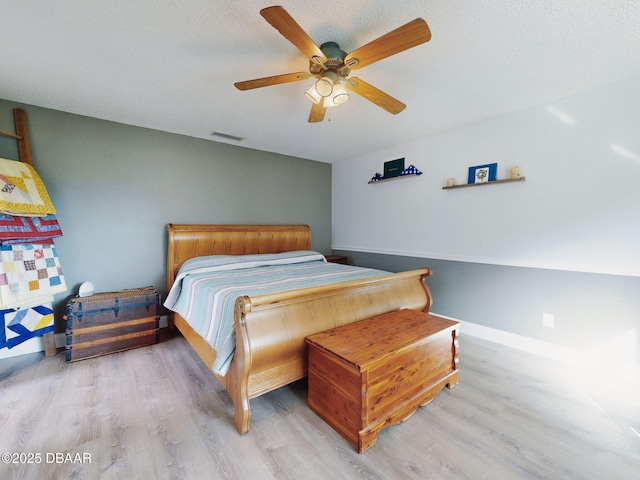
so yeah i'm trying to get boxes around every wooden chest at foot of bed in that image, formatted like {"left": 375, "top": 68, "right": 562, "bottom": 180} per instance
{"left": 306, "top": 309, "right": 459, "bottom": 453}
{"left": 65, "top": 287, "right": 160, "bottom": 362}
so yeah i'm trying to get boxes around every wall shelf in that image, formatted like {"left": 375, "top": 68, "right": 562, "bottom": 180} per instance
{"left": 442, "top": 176, "right": 525, "bottom": 190}
{"left": 368, "top": 173, "right": 422, "bottom": 184}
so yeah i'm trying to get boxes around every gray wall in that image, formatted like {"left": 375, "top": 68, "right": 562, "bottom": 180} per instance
{"left": 0, "top": 99, "right": 332, "bottom": 329}
{"left": 334, "top": 250, "right": 640, "bottom": 365}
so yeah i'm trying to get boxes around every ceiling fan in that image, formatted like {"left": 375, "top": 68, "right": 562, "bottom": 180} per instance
{"left": 234, "top": 6, "right": 431, "bottom": 123}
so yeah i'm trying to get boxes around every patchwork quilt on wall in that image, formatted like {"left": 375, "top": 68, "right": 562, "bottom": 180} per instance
{"left": 0, "top": 157, "right": 56, "bottom": 216}
{"left": 0, "top": 156, "right": 67, "bottom": 351}
{"left": 0, "top": 303, "right": 54, "bottom": 349}
{"left": 0, "top": 213, "right": 63, "bottom": 245}
{"left": 0, "top": 243, "right": 67, "bottom": 310}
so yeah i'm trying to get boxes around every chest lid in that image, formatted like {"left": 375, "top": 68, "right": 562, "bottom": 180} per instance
{"left": 306, "top": 309, "right": 458, "bottom": 371}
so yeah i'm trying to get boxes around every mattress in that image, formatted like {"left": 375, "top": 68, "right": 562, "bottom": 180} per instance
{"left": 164, "top": 250, "right": 388, "bottom": 375}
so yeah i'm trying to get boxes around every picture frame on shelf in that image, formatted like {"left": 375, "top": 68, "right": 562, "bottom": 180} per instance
{"left": 383, "top": 158, "right": 405, "bottom": 178}
{"left": 468, "top": 163, "right": 497, "bottom": 184}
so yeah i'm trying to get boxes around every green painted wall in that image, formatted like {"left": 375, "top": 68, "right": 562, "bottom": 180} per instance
{"left": 0, "top": 99, "right": 332, "bottom": 327}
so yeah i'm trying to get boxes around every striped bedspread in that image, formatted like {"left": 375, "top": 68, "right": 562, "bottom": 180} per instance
{"left": 164, "top": 251, "right": 388, "bottom": 375}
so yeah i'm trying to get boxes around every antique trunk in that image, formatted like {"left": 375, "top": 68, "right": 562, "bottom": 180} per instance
{"left": 306, "top": 309, "right": 459, "bottom": 453}
{"left": 66, "top": 287, "right": 160, "bottom": 362}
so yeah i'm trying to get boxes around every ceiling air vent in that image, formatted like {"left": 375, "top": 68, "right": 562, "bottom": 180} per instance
{"left": 210, "top": 131, "right": 244, "bottom": 142}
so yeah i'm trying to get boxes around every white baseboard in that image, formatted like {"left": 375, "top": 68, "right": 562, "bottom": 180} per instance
{"left": 432, "top": 311, "right": 640, "bottom": 387}
{"left": 456, "top": 317, "right": 580, "bottom": 362}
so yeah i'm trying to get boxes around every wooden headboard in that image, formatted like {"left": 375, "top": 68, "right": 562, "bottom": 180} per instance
{"left": 166, "top": 224, "right": 311, "bottom": 289}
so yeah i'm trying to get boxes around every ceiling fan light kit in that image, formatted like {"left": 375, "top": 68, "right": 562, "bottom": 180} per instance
{"left": 234, "top": 6, "right": 431, "bottom": 123}
{"left": 315, "top": 72, "right": 338, "bottom": 97}
{"left": 305, "top": 85, "right": 322, "bottom": 104}
{"left": 308, "top": 74, "right": 350, "bottom": 107}
{"left": 329, "top": 83, "right": 349, "bottom": 105}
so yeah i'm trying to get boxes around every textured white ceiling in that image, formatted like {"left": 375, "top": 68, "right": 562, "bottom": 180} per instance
{"left": 2, "top": 1, "right": 640, "bottom": 163}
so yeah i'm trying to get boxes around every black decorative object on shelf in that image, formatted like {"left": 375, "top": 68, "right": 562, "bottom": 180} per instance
{"left": 384, "top": 158, "right": 405, "bottom": 178}
{"left": 401, "top": 165, "right": 422, "bottom": 176}
{"left": 368, "top": 164, "right": 422, "bottom": 184}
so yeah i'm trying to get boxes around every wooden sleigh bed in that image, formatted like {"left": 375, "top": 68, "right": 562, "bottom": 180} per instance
{"left": 166, "top": 224, "right": 434, "bottom": 434}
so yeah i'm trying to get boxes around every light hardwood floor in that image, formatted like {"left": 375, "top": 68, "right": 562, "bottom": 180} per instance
{"left": 1, "top": 331, "right": 638, "bottom": 480}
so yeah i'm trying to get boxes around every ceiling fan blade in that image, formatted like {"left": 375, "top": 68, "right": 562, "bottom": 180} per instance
{"left": 260, "top": 6, "right": 327, "bottom": 63}
{"left": 234, "top": 72, "right": 311, "bottom": 91}
{"left": 345, "top": 77, "right": 406, "bottom": 114}
{"left": 308, "top": 98, "right": 326, "bottom": 123}
{"left": 344, "top": 18, "right": 431, "bottom": 70}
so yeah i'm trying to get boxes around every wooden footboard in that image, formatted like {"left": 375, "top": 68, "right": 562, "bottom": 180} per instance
{"left": 166, "top": 224, "right": 434, "bottom": 434}
{"left": 229, "top": 268, "right": 432, "bottom": 434}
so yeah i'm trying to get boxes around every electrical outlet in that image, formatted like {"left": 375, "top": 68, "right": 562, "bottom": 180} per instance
{"left": 542, "top": 312, "right": 555, "bottom": 328}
